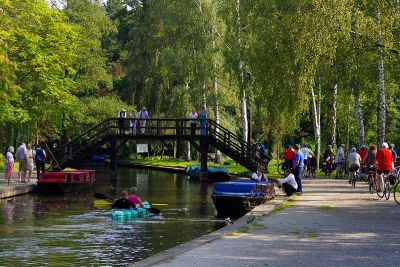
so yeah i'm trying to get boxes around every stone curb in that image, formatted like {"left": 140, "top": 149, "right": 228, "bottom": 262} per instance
{"left": 131, "top": 194, "right": 287, "bottom": 267}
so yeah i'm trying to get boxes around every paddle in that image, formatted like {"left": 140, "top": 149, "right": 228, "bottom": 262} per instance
{"left": 93, "top": 193, "right": 161, "bottom": 215}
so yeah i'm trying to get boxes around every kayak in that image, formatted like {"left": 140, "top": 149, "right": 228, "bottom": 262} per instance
{"left": 111, "top": 202, "right": 151, "bottom": 220}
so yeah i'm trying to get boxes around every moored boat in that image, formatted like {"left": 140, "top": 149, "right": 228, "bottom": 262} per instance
{"left": 211, "top": 180, "right": 275, "bottom": 217}
{"left": 185, "top": 164, "right": 230, "bottom": 182}
{"left": 36, "top": 170, "right": 95, "bottom": 193}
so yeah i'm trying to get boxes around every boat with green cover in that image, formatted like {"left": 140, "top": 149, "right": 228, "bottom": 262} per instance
{"left": 185, "top": 164, "right": 230, "bottom": 182}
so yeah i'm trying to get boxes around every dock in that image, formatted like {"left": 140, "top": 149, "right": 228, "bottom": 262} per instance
{"left": 0, "top": 174, "right": 37, "bottom": 199}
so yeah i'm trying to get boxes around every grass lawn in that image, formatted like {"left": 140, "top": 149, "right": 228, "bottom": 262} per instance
{"left": 125, "top": 156, "right": 285, "bottom": 179}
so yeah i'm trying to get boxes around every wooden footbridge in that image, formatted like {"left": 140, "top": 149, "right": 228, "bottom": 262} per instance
{"left": 52, "top": 118, "right": 262, "bottom": 180}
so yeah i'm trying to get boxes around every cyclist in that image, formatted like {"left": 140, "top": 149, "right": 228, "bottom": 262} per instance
{"left": 335, "top": 144, "right": 345, "bottom": 179}
{"left": 358, "top": 145, "right": 367, "bottom": 177}
{"left": 300, "top": 144, "right": 314, "bottom": 177}
{"left": 364, "top": 144, "right": 377, "bottom": 171}
{"left": 375, "top": 142, "right": 392, "bottom": 191}
{"left": 390, "top": 144, "right": 397, "bottom": 168}
{"left": 348, "top": 147, "right": 362, "bottom": 184}
{"left": 323, "top": 144, "right": 334, "bottom": 174}
{"left": 283, "top": 145, "right": 295, "bottom": 170}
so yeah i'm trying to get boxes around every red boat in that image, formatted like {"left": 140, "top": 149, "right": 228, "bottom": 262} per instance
{"left": 37, "top": 170, "right": 96, "bottom": 193}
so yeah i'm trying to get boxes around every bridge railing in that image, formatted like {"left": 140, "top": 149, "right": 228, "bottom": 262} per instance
{"left": 53, "top": 118, "right": 261, "bottom": 168}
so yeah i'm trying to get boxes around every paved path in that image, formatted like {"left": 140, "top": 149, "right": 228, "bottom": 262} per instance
{"left": 135, "top": 177, "right": 400, "bottom": 267}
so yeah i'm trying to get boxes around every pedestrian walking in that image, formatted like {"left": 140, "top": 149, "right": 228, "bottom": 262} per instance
{"left": 5, "top": 146, "right": 14, "bottom": 185}
{"left": 139, "top": 106, "right": 149, "bottom": 134}
{"left": 291, "top": 144, "right": 304, "bottom": 194}
{"left": 189, "top": 108, "right": 198, "bottom": 135}
{"left": 130, "top": 110, "right": 137, "bottom": 135}
{"left": 35, "top": 144, "right": 46, "bottom": 179}
{"left": 16, "top": 143, "right": 27, "bottom": 183}
{"left": 198, "top": 104, "right": 207, "bottom": 135}
{"left": 118, "top": 108, "right": 127, "bottom": 134}
{"left": 25, "top": 143, "right": 35, "bottom": 182}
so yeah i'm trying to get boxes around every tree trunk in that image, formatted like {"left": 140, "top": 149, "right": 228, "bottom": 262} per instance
{"left": 377, "top": 28, "right": 386, "bottom": 146}
{"left": 212, "top": 30, "right": 221, "bottom": 164}
{"left": 311, "top": 84, "right": 321, "bottom": 170}
{"left": 235, "top": 0, "right": 248, "bottom": 142}
{"left": 331, "top": 83, "right": 338, "bottom": 149}
{"left": 353, "top": 80, "right": 365, "bottom": 147}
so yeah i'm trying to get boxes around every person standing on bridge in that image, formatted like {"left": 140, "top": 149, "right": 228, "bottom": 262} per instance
{"left": 139, "top": 106, "right": 149, "bottom": 134}
{"left": 118, "top": 108, "right": 127, "bottom": 134}
{"left": 130, "top": 109, "right": 137, "bottom": 135}
{"left": 198, "top": 103, "right": 207, "bottom": 135}
{"left": 189, "top": 108, "right": 198, "bottom": 135}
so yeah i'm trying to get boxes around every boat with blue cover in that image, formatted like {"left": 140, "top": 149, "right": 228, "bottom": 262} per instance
{"left": 111, "top": 202, "right": 151, "bottom": 220}
{"left": 185, "top": 164, "right": 230, "bottom": 182}
{"left": 211, "top": 180, "right": 275, "bottom": 217}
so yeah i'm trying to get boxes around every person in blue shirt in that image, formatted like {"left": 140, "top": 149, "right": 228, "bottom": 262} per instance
{"left": 291, "top": 144, "right": 304, "bottom": 194}
{"left": 391, "top": 144, "right": 397, "bottom": 167}
{"left": 35, "top": 144, "right": 46, "bottom": 179}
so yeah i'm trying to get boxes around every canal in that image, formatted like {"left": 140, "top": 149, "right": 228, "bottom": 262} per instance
{"left": 0, "top": 166, "right": 225, "bottom": 266}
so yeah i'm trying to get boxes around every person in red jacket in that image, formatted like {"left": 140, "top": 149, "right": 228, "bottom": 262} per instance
{"left": 283, "top": 145, "right": 295, "bottom": 169}
{"left": 375, "top": 142, "right": 392, "bottom": 191}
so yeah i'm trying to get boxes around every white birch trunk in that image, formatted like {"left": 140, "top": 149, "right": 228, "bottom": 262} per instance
{"left": 235, "top": 0, "right": 248, "bottom": 142}
{"left": 311, "top": 85, "right": 321, "bottom": 170}
{"left": 353, "top": 81, "right": 365, "bottom": 147}
{"left": 331, "top": 83, "right": 338, "bottom": 149}
{"left": 212, "top": 31, "right": 221, "bottom": 163}
{"left": 377, "top": 31, "right": 386, "bottom": 146}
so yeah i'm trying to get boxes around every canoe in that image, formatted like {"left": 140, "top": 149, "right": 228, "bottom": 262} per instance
{"left": 111, "top": 202, "right": 151, "bottom": 220}
{"left": 36, "top": 170, "right": 95, "bottom": 193}
{"left": 185, "top": 164, "right": 230, "bottom": 182}
{"left": 211, "top": 180, "right": 275, "bottom": 217}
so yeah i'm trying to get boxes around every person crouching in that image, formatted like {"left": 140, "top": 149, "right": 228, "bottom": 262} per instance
{"left": 277, "top": 169, "right": 298, "bottom": 197}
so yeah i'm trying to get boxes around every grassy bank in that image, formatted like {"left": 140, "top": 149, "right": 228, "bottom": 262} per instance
{"left": 124, "top": 157, "right": 285, "bottom": 178}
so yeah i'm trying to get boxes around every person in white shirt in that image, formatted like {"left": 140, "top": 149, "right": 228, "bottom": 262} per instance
{"left": 300, "top": 144, "right": 314, "bottom": 176}
{"left": 5, "top": 146, "right": 15, "bottom": 185}
{"left": 189, "top": 108, "right": 198, "bottom": 135}
{"left": 16, "top": 143, "right": 27, "bottom": 182}
{"left": 251, "top": 165, "right": 268, "bottom": 181}
{"left": 138, "top": 107, "right": 149, "bottom": 134}
{"left": 24, "top": 143, "right": 35, "bottom": 182}
{"left": 129, "top": 110, "right": 137, "bottom": 135}
{"left": 278, "top": 169, "right": 298, "bottom": 196}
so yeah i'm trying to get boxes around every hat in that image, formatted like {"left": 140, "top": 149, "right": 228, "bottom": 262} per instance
{"left": 391, "top": 144, "right": 395, "bottom": 148}
{"left": 142, "top": 106, "right": 146, "bottom": 110}
{"left": 350, "top": 147, "right": 356, "bottom": 153}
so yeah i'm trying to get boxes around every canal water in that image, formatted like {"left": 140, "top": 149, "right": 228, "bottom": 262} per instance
{"left": 0, "top": 166, "right": 225, "bottom": 266}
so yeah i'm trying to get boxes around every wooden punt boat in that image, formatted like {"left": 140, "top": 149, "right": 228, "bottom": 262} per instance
{"left": 36, "top": 170, "right": 95, "bottom": 193}
{"left": 211, "top": 180, "right": 275, "bottom": 217}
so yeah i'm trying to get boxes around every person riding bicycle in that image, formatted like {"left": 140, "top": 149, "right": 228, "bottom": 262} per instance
{"left": 300, "top": 144, "right": 314, "bottom": 177}
{"left": 335, "top": 144, "right": 345, "bottom": 179}
{"left": 364, "top": 144, "right": 377, "bottom": 169}
{"left": 283, "top": 145, "right": 295, "bottom": 170}
{"left": 323, "top": 145, "right": 334, "bottom": 173}
{"left": 375, "top": 142, "right": 393, "bottom": 191}
{"left": 358, "top": 145, "right": 367, "bottom": 176}
{"left": 348, "top": 147, "right": 362, "bottom": 184}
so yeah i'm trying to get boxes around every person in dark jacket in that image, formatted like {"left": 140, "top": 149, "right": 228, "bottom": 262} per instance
{"left": 112, "top": 190, "right": 136, "bottom": 209}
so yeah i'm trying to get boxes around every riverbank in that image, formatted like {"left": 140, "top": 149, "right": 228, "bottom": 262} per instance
{"left": 132, "top": 177, "right": 400, "bottom": 267}
{"left": 0, "top": 174, "right": 37, "bottom": 199}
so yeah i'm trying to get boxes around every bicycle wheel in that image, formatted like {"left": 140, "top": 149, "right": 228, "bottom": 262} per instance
{"left": 376, "top": 176, "right": 385, "bottom": 198}
{"left": 368, "top": 174, "right": 374, "bottom": 194}
{"left": 351, "top": 173, "right": 356, "bottom": 187}
{"left": 277, "top": 162, "right": 284, "bottom": 175}
{"left": 385, "top": 180, "right": 391, "bottom": 200}
{"left": 394, "top": 181, "right": 400, "bottom": 204}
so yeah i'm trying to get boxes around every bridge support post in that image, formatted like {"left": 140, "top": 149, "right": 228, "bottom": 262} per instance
{"left": 111, "top": 139, "right": 118, "bottom": 178}
{"left": 200, "top": 140, "right": 208, "bottom": 181}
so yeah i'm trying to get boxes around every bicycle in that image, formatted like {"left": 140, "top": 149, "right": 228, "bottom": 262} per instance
{"left": 392, "top": 167, "right": 400, "bottom": 204}
{"left": 349, "top": 168, "right": 359, "bottom": 188}
{"left": 367, "top": 166, "right": 376, "bottom": 194}
{"left": 335, "top": 162, "right": 344, "bottom": 179}
{"left": 376, "top": 173, "right": 391, "bottom": 200}
{"left": 277, "top": 160, "right": 290, "bottom": 175}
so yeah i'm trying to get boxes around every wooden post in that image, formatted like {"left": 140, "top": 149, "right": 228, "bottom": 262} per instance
{"left": 111, "top": 138, "right": 117, "bottom": 178}
{"left": 200, "top": 140, "right": 208, "bottom": 181}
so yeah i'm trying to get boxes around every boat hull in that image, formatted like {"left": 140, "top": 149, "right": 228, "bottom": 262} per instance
{"left": 37, "top": 170, "right": 95, "bottom": 193}
{"left": 211, "top": 181, "right": 275, "bottom": 217}
{"left": 185, "top": 164, "right": 230, "bottom": 182}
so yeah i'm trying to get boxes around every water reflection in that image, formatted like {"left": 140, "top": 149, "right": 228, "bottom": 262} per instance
{"left": 0, "top": 167, "right": 224, "bottom": 266}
